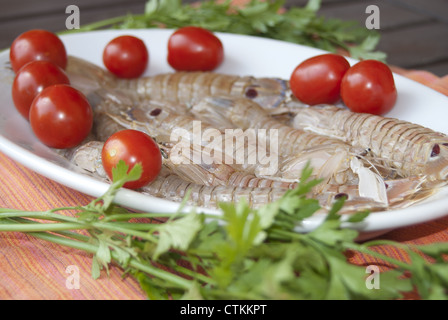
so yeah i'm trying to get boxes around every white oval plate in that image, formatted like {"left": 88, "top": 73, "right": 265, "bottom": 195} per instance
{"left": 1, "top": 29, "right": 448, "bottom": 237}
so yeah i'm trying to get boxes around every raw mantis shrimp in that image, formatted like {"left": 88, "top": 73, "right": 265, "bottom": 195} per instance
{"left": 291, "top": 104, "right": 448, "bottom": 186}
{"left": 189, "top": 96, "right": 352, "bottom": 156}
{"left": 93, "top": 96, "right": 428, "bottom": 209}
{"left": 96, "top": 98, "right": 280, "bottom": 177}
{"left": 188, "top": 96, "right": 393, "bottom": 200}
{"left": 99, "top": 96, "right": 387, "bottom": 204}
{"left": 65, "top": 140, "right": 295, "bottom": 210}
{"left": 72, "top": 151, "right": 291, "bottom": 210}
{"left": 63, "top": 55, "right": 445, "bottom": 212}
{"left": 91, "top": 105, "right": 298, "bottom": 189}
{"left": 67, "top": 140, "right": 424, "bottom": 213}
{"left": 66, "top": 55, "right": 305, "bottom": 111}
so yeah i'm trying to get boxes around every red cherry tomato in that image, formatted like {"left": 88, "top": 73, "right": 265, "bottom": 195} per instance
{"left": 29, "top": 84, "right": 93, "bottom": 149}
{"left": 101, "top": 130, "right": 162, "bottom": 189}
{"left": 289, "top": 53, "right": 350, "bottom": 105}
{"left": 341, "top": 60, "right": 397, "bottom": 115}
{"left": 103, "top": 35, "right": 149, "bottom": 78}
{"left": 12, "top": 61, "right": 70, "bottom": 120}
{"left": 167, "top": 26, "right": 224, "bottom": 71}
{"left": 9, "top": 29, "right": 67, "bottom": 73}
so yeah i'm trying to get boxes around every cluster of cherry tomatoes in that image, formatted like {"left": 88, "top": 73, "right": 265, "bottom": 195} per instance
{"left": 10, "top": 29, "right": 93, "bottom": 150}
{"left": 9, "top": 26, "right": 396, "bottom": 190}
{"left": 102, "top": 26, "right": 224, "bottom": 79}
{"left": 289, "top": 53, "right": 397, "bottom": 115}
{"left": 9, "top": 26, "right": 224, "bottom": 189}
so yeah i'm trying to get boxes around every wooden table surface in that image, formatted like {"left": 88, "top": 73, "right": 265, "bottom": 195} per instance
{"left": 2, "top": 0, "right": 448, "bottom": 76}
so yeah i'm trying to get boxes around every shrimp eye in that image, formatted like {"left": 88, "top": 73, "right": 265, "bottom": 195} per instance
{"left": 150, "top": 108, "right": 162, "bottom": 117}
{"left": 245, "top": 87, "right": 258, "bottom": 99}
{"left": 160, "top": 148, "right": 168, "bottom": 159}
{"left": 431, "top": 144, "right": 440, "bottom": 157}
{"left": 334, "top": 193, "right": 348, "bottom": 200}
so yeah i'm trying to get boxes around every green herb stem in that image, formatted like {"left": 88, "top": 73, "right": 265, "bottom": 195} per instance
{"left": 0, "top": 209, "right": 79, "bottom": 222}
{"left": 90, "top": 222, "right": 158, "bottom": 242}
{"left": 105, "top": 221, "right": 161, "bottom": 231}
{"left": 101, "top": 212, "right": 174, "bottom": 222}
{"left": 343, "top": 242, "right": 419, "bottom": 270}
{"left": 0, "top": 222, "right": 87, "bottom": 232}
{"left": 128, "top": 259, "right": 192, "bottom": 289}
{"left": 173, "top": 264, "right": 216, "bottom": 286}
{"left": 268, "top": 227, "right": 307, "bottom": 241}
{"left": 1, "top": 135, "right": 445, "bottom": 299}
{"left": 0, "top": 212, "right": 159, "bottom": 242}
{"left": 14, "top": 221, "right": 193, "bottom": 290}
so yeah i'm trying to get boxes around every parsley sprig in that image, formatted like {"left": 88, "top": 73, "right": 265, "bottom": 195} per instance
{"left": 67, "top": 0, "right": 386, "bottom": 61}
{"left": 0, "top": 161, "right": 447, "bottom": 300}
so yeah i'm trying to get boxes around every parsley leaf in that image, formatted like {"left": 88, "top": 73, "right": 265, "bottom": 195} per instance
{"left": 2, "top": 162, "right": 448, "bottom": 300}
{"left": 152, "top": 211, "right": 202, "bottom": 260}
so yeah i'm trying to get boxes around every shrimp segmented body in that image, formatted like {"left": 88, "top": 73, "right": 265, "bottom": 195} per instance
{"left": 65, "top": 141, "right": 287, "bottom": 209}
{"left": 143, "top": 172, "right": 288, "bottom": 210}
{"left": 67, "top": 140, "right": 425, "bottom": 212}
{"left": 98, "top": 98, "right": 284, "bottom": 177}
{"left": 190, "top": 96, "right": 354, "bottom": 156}
{"left": 66, "top": 55, "right": 305, "bottom": 111}
{"left": 100, "top": 96, "right": 397, "bottom": 205}
{"left": 189, "top": 96, "right": 385, "bottom": 187}
{"left": 92, "top": 107, "right": 299, "bottom": 189}
{"left": 62, "top": 55, "right": 447, "bottom": 213}
{"left": 292, "top": 105, "right": 448, "bottom": 184}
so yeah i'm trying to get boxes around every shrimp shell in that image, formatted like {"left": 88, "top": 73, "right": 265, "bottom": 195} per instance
{"left": 141, "top": 173, "right": 287, "bottom": 209}
{"left": 64, "top": 56, "right": 445, "bottom": 212}
{"left": 99, "top": 98, "right": 281, "bottom": 176}
{"left": 314, "top": 175, "right": 426, "bottom": 212}
{"left": 190, "top": 96, "right": 382, "bottom": 185}
{"left": 67, "top": 140, "right": 418, "bottom": 212}
{"left": 66, "top": 55, "right": 305, "bottom": 110}
{"left": 292, "top": 105, "right": 448, "bottom": 183}
{"left": 159, "top": 141, "right": 299, "bottom": 189}
{"left": 190, "top": 96, "right": 356, "bottom": 157}
{"left": 91, "top": 111, "right": 299, "bottom": 190}
{"left": 91, "top": 99, "right": 423, "bottom": 208}
{"left": 65, "top": 140, "right": 290, "bottom": 209}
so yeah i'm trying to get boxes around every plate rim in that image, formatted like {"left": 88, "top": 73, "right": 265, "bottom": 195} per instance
{"left": 1, "top": 28, "right": 448, "bottom": 234}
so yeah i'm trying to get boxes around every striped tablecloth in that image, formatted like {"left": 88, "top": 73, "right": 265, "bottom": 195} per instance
{"left": 0, "top": 69, "right": 447, "bottom": 300}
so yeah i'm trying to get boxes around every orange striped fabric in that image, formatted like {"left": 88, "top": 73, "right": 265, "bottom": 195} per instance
{"left": 0, "top": 153, "right": 147, "bottom": 300}
{"left": 1, "top": 72, "right": 448, "bottom": 300}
